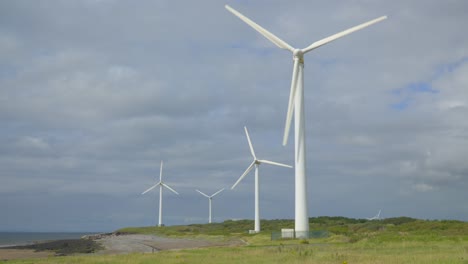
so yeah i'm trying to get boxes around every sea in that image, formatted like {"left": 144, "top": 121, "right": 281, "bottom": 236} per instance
{"left": 0, "top": 232, "right": 97, "bottom": 247}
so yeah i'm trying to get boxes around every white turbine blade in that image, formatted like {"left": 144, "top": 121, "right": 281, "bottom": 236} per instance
{"left": 225, "top": 5, "right": 294, "bottom": 52}
{"left": 244, "top": 126, "right": 256, "bottom": 159}
{"left": 141, "top": 183, "right": 159, "bottom": 195}
{"left": 162, "top": 183, "right": 179, "bottom": 195}
{"left": 196, "top": 189, "right": 210, "bottom": 198}
{"left": 231, "top": 161, "right": 256, "bottom": 189}
{"left": 302, "top": 16, "right": 387, "bottom": 54}
{"left": 282, "top": 59, "right": 300, "bottom": 146}
{"left": 258, "top": 159, "right": 293, "bottom": 168}
{"left": 159, "top": 160, "right": 163, "bottom": 182}
{"left": 211, "top": 188, "right": 225, "bottom": 198}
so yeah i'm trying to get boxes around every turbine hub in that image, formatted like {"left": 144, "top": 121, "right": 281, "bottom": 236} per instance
{"left": 293, "top": 49, "right": 304, "bottom": 58}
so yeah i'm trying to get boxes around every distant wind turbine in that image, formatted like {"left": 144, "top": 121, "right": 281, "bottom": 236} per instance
{"left": 196, "top": 188, "right": 225, "bottom": 224}
{"left": 231, "top": 126, "right": 292, "bottom": 233}
{"left": 142, "top": 160, "right": 179, "bottom": 227}
{"left": 225, "top": 5, "right": 387, "bottom": 237}
{"left": 367, "top": 209, "right": 382, "bottom": 220}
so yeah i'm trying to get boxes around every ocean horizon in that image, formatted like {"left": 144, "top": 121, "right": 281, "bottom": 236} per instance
{"left": 0, "top": 232, "right": 99, "bottom": 247}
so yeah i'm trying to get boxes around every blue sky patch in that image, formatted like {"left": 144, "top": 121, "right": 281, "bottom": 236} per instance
{"left": 390, "top": 82, "right": 437, "bottom": 110}
{"left": 407, "top": 82, "right": 438, "bottom": 93}
{"left": 434, "top": 56, "right": 468, "bottom": 77}
{"left": 391, "top": 97, "right": 412, "bottom": 110}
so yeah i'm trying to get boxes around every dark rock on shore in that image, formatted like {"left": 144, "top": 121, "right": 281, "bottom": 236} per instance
{"left": 5, "top": 239, "right": 103, "bottom": 256}
{"left": 81, "top": 232, "right": 115, "bottom": 240}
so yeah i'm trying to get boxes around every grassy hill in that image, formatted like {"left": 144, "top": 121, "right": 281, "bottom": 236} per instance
{"left": 117, "top": 216, "right": 468, "bottom": 243}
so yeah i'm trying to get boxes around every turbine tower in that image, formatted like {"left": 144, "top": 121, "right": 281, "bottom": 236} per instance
{"left": 225, "top": 5, "right": 387, "bottom": 237}
{"left": 142, "top": 160, "right": 179, "bottom": 227}
{"left": 196, "top": 188, "right": 225, "bottom": 224}
{"left": 231, "top": 126, "right": 292, "bottom": 233}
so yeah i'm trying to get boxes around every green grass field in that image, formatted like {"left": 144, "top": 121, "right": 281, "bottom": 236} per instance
{"left": 7, "top": 217, "right": 468, "bottom": 263}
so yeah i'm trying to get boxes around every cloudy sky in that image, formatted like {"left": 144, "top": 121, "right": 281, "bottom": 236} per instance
{"left": 1, "top": 0, "right": 467, "bottom": 232}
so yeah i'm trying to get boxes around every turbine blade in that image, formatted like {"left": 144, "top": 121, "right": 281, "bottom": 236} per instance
{"left": 225, "top": 5, "right": 294, "bottom": 52}
{"left": 211, "top": 188, "right": 225, "bottom": 198}
{"left": 244, "top": 126, "right": 256, "bottom": 159}
{"left": 258, "top": 159, "right": 293, "bottom": 168}
{"left": 231, "top": 161, "right": 256, "bottom": 189}
{"left": 283, "top": 59, "right": 300, "bottom": 146}
{"left": 162, "top": 183, "right": 179, "bottom": 195}
{"left": 142, "top": 183, "right": 159, "bottom": 195}
{"left": 196, "top": 189, "right": 210, "bottom": 198}
{"left": 159, "top": 160, "right": 163, "bottom": 182}
{"left": 302, "top": 16, "right": 387, "bottom": 54}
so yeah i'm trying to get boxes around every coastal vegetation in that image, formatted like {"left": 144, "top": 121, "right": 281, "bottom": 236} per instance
{"left": 117, "top": 216, "right": 468, "bottom": 241}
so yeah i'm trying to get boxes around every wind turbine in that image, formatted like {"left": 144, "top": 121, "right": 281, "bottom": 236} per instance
{"left": 367, "top": 209, "right": 382, "bottom": 220}
{"left": 231, "top": 126, "right": 292, "bottom": 233}
{"left": 225, "top": 5, "right": 387, "bottom": 237}
{"left": 196, "top": 188, "right": 225, "bottom": 224}
{"left": 142, "top": 160, "right": 179, "bottom": 227}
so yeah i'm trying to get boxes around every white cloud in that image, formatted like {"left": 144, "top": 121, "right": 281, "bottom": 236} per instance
{"left": 16, "top": 136, "right": 50, "bottom": 150}
{"left": 412, "top": 183, "right": 435, "bottom": 192}
{"left": 340, "top": 135, "right": 376, "bottom": 146}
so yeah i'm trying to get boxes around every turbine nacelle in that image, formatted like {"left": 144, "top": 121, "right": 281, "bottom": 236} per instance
{"left": 196, "top": 188, "right": 225, "bottom": 199}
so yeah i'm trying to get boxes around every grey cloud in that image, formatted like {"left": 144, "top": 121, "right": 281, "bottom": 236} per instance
{"left": 1, "top": 0, "right": 467, "bottom": 231}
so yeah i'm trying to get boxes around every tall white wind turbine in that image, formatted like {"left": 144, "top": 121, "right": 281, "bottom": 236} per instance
{"left": 142, "top": 160, "right": 179, "bottom": 227}
{"left": 196, "top": 188, "right": 225, "bottom": 224}
{"left": 232, "top": 126, "right": 292, "bottom": 233}
{"left": 225, "top": 5, "right": 387, "bottom": 237}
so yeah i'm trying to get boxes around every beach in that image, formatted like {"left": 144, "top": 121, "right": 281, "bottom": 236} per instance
{"left": 0, "top": 232, "right": 245, "bottom": 260}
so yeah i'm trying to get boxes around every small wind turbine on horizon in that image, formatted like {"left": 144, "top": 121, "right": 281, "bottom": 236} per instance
{"left": 225, "top": 5, "right": 387, "bottom": 237}
{"left": 231, "top": 126, "right": 292, "bottom": 233}
{"left": 367, "top": 209, "right": 382, "bottom": 220}
{"left": 196, "top": 188, "right": 225, "bottom": 224}
{"left": 142, "top": 160, "right": 179, "bottom": 227}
